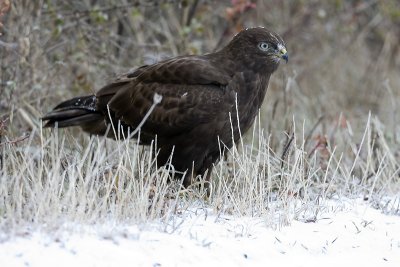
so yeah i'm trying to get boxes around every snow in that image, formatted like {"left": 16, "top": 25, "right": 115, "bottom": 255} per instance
{"left": 1, "top": 199, "right": 399, "bottom": 267}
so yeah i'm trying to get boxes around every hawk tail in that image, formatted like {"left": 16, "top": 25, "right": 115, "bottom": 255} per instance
{"left": 42, "top": 95, "right": 103, "bottom": 129}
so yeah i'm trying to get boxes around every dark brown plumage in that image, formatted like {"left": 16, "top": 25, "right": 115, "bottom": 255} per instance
{"left": 42, "top": 27, "right": 288, "bottom": 186}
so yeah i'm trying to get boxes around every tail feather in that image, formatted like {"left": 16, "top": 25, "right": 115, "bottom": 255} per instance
{"left": 52, "top": 95, "right": 97, "bottom": 111}
{"left": 42, "top": 95, "right": 103, "bottom": 128}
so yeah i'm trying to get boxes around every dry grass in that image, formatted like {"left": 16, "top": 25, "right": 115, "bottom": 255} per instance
{"left": 1, "top": 0, "right": 400, "bottom": 234}
{"left": 1, "top": 112, "right": 399, "bottom": 234}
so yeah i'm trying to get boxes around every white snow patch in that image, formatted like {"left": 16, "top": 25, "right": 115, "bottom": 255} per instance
{"left": 1, "top": 199, "right": 399, "bottom": 267}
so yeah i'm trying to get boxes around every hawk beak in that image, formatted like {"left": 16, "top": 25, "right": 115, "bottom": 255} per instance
{"left": 279, "top": 47, "right": 288, "bottom": 63}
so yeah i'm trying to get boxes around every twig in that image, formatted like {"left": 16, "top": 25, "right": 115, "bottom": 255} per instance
{"left": 128, "top": 93, "right": 163, "bottom": 139}
{"left": 280, "top": 131, "right": 294, "bottom": 168}
{"left": 304, "top": 115, "right": 324, "bottom": 149}
{"left": 0, "top": 40, "right": 18, "bottom": 49}
{"left": 0, "top": 117, "right": 4, "bottom": 169}
{"left": 186, "top": 0, "right": 199, "bottom": 26}
{"left": 0, "top": 133, "right": 30, "bottom": 146}
{"left": 42, "top": 1, "right": 178, "bottom": 17}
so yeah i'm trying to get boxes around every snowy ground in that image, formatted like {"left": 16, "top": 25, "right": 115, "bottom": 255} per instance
{"left": 1, "top": 198, "right": 399, "bottom": 267}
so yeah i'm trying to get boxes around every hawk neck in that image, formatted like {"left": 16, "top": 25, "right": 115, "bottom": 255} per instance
{"left": 210, "top": 49, "right": 279, "bottom": 76}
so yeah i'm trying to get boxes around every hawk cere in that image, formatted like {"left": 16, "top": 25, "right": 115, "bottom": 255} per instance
{"left": 43, "top": 27, "right": 288, "bottom": 187}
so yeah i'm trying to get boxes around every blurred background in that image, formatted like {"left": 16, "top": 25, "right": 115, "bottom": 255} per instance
{"left": 1, "top": 0, "right": 399, "bottom": 153}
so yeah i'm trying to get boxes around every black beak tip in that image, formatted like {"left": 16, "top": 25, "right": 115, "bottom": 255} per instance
{"left": 282, "top": 54, "right": 288, "bottom": 63}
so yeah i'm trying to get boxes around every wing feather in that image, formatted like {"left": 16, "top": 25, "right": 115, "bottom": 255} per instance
{"left": 96, "top": 55, "right": 234, "bottom": 137}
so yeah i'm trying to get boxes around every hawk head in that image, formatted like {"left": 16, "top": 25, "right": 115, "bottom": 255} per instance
{"left": 223, "top": 27, "right": 288, "bottom": 73}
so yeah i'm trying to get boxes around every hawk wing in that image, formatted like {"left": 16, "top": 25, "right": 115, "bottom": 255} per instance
{"left": 96, "top": 55, "right": 234, "bottom": 137}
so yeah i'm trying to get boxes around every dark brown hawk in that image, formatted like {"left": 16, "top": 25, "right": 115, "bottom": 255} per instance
{"left": 43, "top": 27, "right": 288, "bottom": 186}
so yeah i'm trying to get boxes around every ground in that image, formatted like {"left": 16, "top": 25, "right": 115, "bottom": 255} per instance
{"left": 1, "top": 198, "right": 399, "bottom": 267}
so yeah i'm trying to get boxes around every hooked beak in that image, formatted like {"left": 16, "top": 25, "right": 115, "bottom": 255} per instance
{"left": 279, "top": 47, "right": 288, "bottom": 63}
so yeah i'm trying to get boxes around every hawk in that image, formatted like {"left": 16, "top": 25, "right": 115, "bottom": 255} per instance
{"left": 43, "top": 27, "right": 288, "bottom": 187}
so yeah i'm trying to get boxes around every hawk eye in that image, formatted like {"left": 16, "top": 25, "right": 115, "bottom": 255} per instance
{"left": 258, "top": 42, "right": 269, "bottom": 51}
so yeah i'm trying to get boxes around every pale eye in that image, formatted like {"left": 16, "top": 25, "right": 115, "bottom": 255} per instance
{"left": 258, "top": 42, "right": 269, "bottom": 51}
